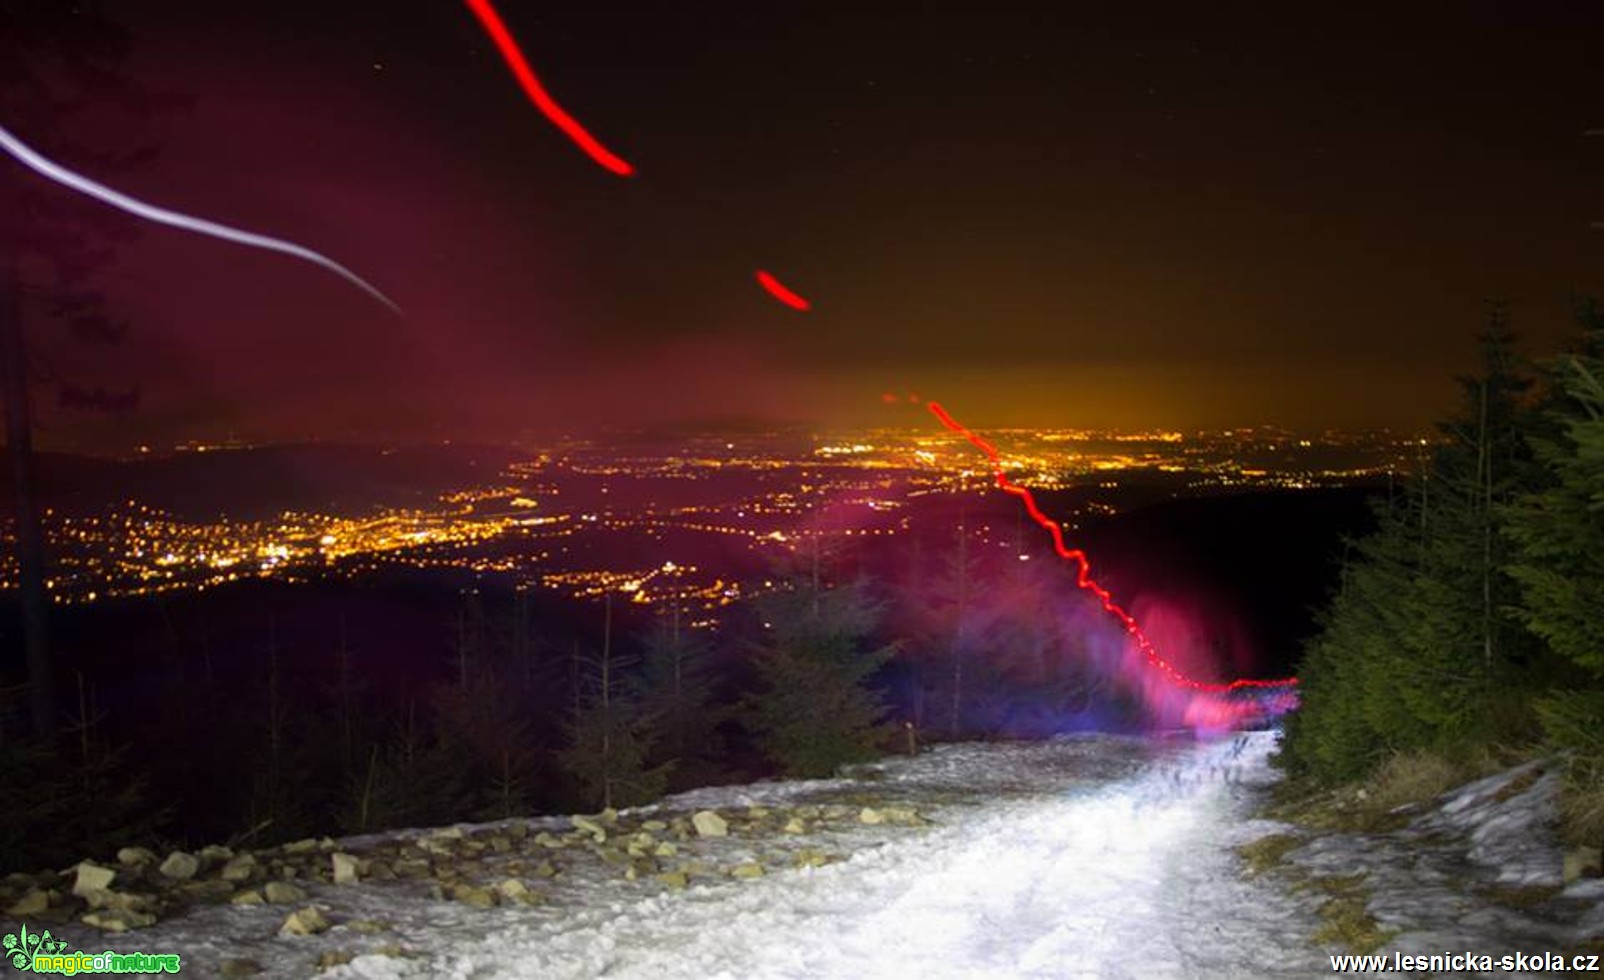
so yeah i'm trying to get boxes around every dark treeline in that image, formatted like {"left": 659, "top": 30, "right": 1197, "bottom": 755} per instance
{"left": 1280, "top": 301, "right": 1604, "bottom": 847}
{"left": 0, "top": 481, "right": 1371, "bottom": 874}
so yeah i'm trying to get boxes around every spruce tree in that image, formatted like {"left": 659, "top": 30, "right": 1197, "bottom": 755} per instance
{"left": 743, "top": 579, "right": 894, "bottom": 778}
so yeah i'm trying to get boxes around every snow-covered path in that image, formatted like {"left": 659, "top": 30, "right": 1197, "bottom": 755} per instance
{"left": 48, "top": 733, "right": 1332, "bottom": 978}
{"left": 399, "top": 733, "right": 1323, "bottom": 979}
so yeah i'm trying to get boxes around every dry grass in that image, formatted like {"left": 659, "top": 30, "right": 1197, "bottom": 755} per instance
{"left": 1559, "top": 773, "right": 1604, "bottom": 848}
{"left": 1309, "top": 880, "right": 1396, "bottom": 954}
{"left": 1360, "top": 749, "right": 1462, "bottom": 812}
{"left": 1235, "top": 833, "right": 1303, "bottom": 877}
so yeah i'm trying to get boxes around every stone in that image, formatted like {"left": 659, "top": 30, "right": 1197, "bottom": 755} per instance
{"left": 746, "top": 806, "right": 772, "bottom": 820}
{"left": 178, "top": 879, "right": 234, "bottom": 901}
{"left": 282, "top": 838, "right": 319, "bottom": 855}
{"left": 393, "top": 859, "right": 432, "bottom": 879}
{"left": 691, "top": 810, "right": 728, "bottom": 838}
{"left": 495, "top": 878, "right": 535, "bottom": 904}
{"left": 158, "top": 851, "right": 200, "bottom": 880}
{"left": 317, "top": 950, "right": 355, "bottom": 969}
{"left": 219, "top": 959, "right": 263, "bottom": 977}
{"left": 81, "top": 909, "right": 155, "bottom": 932}
{"left": 82, "top": 889, "right": 153, "bottom": 912}
{"left": 729, "top": 862, "right": 765, "bottom": 879}
{"left": 858, "top": 807, "right": 884, "bottom": 825}
{"left": 530, "top": 861, "right": 558, "bottom": 879}
{"left": 219, "top": 855, "right": 257, "bottom": 883}
{"left": 793, "top": 849, "right": 833, "bottom": 869}
{"left": 653, "top": 842, "right": 678, "bottom": 858}
{"left": 198, "top": 844, "right": 234, "bottom": 864}
{"left": 1564, "top": 846, "right": 1603, "bottom": 883}
{"left": 116, "top": 847, "right": 157, "bottom": 868}
{"left": 782, "top": 817, "right": 807, "bottom": 835}
{"left": 331, "top": 852, "right": 360, "bottom": 885}
{"left": 262, "top": 880, "right": 308, "bottom": 904}
{"left": 655, "top": 871, "right": 688, "bottom": 889}
{"left": 230, "top": 889, "right": 265, "bottom": 906}
{"left": 534, "top": 833, "right": 566, "bottom": 850}
{"left": 881, "top": 806, "right": 928, "bottom": 827}
{"left": 345, "top": 919, "right": 391, "bottom": 934}
{"left": 6, "top": 888, "right": 49, "bottom": 916}
{"left": 597, "top": 808, "right": 619, "bottom": 826}
{"left": 450, "top": 885, "right": 498, "bottom": 909}
{"left": 366, "top": 860, "right": 396, "bottom": 881}
{"left": 279, "top": 906, "right": 331, "bottom": 936}
{"left": 642, "top": 820, "right": 668, "bottom": 832}
{"left": 72, "top": 862, "right": 116, "bottom": 898}
{"left": 571, "top": 814, "right": 608, "bottom": 842}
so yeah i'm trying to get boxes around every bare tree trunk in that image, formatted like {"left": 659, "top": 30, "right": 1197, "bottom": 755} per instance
{"left": 1477, "top": 378, "right": 1493, "bottom": 672}
{"left": 949, "top": 515, "right": 968, "bottom": 739}
{"left": 601, "top": 592, "right": 613, "bottom": 811}
{"left": 0, "top": 260, "right": 52, "bottom": 738}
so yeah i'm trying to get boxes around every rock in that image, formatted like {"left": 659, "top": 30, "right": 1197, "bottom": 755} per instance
{"left": 642, "top": 820, "right": 668, "bottom": 832}
{"left": 262, "top": 880, "right": 308, "bottom": 904}
{"left": 782, "top": 817, "right": 807, "bottom": 835}
{"left": 116, "top": 847, "right": 157, "bottom": 868}
{"left": 534, "top": 832, "right": 566, "bottom": 850}
{"left": 158, "top": 851, "right": 200, "bottom": 880}
{"left": 880, "top": 806, "right": 928, "bottom": 827}
{"left": 530, "top": 861, "right": 558, "bottom": 879}
{"left": 793, "top": 849, "right": 834, "bottom": 869}
{"left": 392, "top": 859, "right": 431, "bottom": 879}
{"left": 1564, "top": 846, "right": 1603, "bottom": 883}
{"left": 729, "top": 862, "right": 765, "bottom": 879}
{"left": 450, "top": 884, "right": 499, "bottom": 909}
{"left": 72, "top": 861, "right": 116, "bottom": 898}
{"left": 571, "top": 814, "right": 608, "bottom": 842}
{"left": 317, "top": 950, "right": 355, "bottom": 969}
{"left": 692, "top": 810, "right": 729, "bottom": 838}
{"left": 746, "top": 806, "right": 771, "bottom": 820}
{"left": 230, "top": 889, "right": 265, "bottom": 906}
{"left": 419, "top": 837, "right": 458, "bottom": 857}
{"left": 82, "top": 908, "right": 156, "bottom": 932}
{"left": 653, "top": 842, "right": 678, "bottom": 858}
{"left": 6, "top": 888, "right": 49, "bottom": 916}
{"left": 279, "top": 906, "right": 331, "bottom": 936}
{"left": 598, "top": 808, "right": 620, "bottom": 826}
{"left": 858, "top": 807, "right": 884, "bottom": 825}
{"left": 345, "top": 919, "right": 391, "bottom": 934}
{"left": 82, "top": 889, "right": 153, "bottom": 912}
{"left": 655, "top": 871, "right": 689, "bottom": 889}
{"left": 219, "top": 959, "right": 263, "bottom": 977}
{"left": 178, "top": 879, "right": 234, "bottom": 902}
{"left": 676, "top": 860, "right": 710, "bottom": 878}
{"left": 495, "top": 878, "right": 536, "bottom": 904}
{"left": 282, "top": 838, "right": 320, "bottom": 855}
{"left": 198, "top": 844, "right": 234, "bottom": 865}
{"left": 219, "top": 855, "right": 257, "bottom": 883}
{"left": 331, "top": 852, "right": 360, "bottom": 885}
{"left": 366, "top": 859, "right": 396, "bottom": 881}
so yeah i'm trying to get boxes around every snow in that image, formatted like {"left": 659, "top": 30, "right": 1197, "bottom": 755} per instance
{"left": 18, "top": 731, "right": 1603, "bottom": 978}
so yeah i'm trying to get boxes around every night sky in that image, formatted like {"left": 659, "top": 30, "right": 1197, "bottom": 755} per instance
{"left": 10, "top": 1, "right": 1604, "bottom": 448}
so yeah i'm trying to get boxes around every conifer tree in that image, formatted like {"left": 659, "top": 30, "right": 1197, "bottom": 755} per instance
{"left": 743, "top": 578, "right": 894, "bottom": 777}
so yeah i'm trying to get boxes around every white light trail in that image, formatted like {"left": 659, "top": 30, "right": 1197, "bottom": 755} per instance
{"left": 0, "top": 123, "right": 401, "bottom": 315}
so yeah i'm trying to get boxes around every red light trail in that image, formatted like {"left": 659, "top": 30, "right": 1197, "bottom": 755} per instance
{"left": 463, "top": 0, "right": 635, "bottom": 177}
{"left": 926, "top": 400, "right": 1299, "bottom": 695}
{"left": 756, "top": 270, "right": 811, "bottom": 311}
